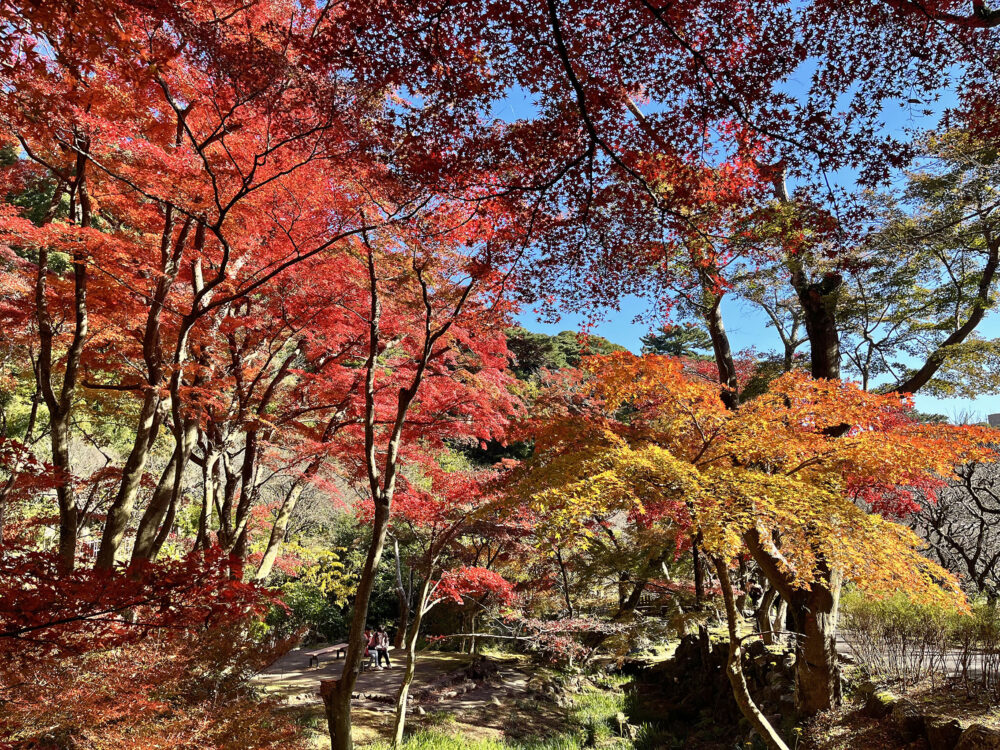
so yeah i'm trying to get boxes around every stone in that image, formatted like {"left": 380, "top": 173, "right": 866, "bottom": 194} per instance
{"left": 490, "top": 696, "right": 502, "bottom": 706}
{"left": 766, "top": 671, "right": 785, "bottom": 688}
{"left": 957, "top": 724, "right": 1000, "bottom": 749}
{"left": 926, "top": 717, "right": 964, "bottom": 750}
{"left": 891, "top": 698, "right": 923, "bottom": 743}
{"left": 862, "top": 689, "right": 898, "bottom": 719}
{"left": 416, "top": 706, "right": 426, "bottom": 716}
{"left": 853, "top": 680, "right": 878, "bottom": 700}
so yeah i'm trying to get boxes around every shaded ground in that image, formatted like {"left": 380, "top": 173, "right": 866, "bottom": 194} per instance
{"left": 802, "top": 679, "right": 1000, "bottom": 750}
{"left": 255, "top": 646, "right": 565, "bottom": 746}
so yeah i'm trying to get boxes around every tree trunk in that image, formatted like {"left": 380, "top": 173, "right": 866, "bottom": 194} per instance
{"left": 393, "top": 537, "right": 410, "bottom": 649}
{"left": 744, "top": 528, "right": 842, "bottom": 714}
{"left": 196, "top": 444, "right": 220, "bottom": 550}
{"left": 50, "top": 416, "right": 78, "bottom": 570}
{"left": 256, "top": 480, "right": 306, "bottom": 580}
{"left": 392, "top": 577, "right": 433, "bottom": 747}
{"left": 394, "top": 590, "right": 410, "bottom": 650}
{"left": 149, "top": 487, "right": 178, "bottom": 561}
{"left": 692, "top": 536, "right": 705, "bottom": 609}
{"left": 703, "top": 286, "right": 739, "bottom": 409}
{"left": 772, "top": 598, "right": 788, "bottom": 645}
{"left": 95, "top": 388, "right": 161, "bottom": 569}
{"left": 788, "top": 572, "right": 843, "bottom": 713}
{"left": 555, "top": 546, "right": 574, "bottom": 617}
{"left": 712, "top": 556, "right": 790, "bottom": 750}
{"left": 756, "top": 588, "right": 778, "bottom": 645}
{"left": 323, "top": 495, "right": 393, "bottom": 750}
{"left": 789, "top": 267, "right": 842, "bottom": 382}
{"left": 131, "top": 416, "right": 197, "bottom": 566}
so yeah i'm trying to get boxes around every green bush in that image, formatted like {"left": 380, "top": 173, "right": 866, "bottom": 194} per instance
{"left": 840, "top": 589, "right": 959, "bottom": 687}
{"left": 266, "top": 579, "right": 348, "bottom": 642}
{"left": 840, "top": 589, "right": 1000, "bottom": 696}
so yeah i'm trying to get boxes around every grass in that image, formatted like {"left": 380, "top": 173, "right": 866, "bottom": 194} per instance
{"left": 569, "top": 679, "right": 628, "bottom": 746}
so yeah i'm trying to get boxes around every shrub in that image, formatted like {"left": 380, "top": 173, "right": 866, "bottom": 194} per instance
{"left": 266, "top": 578, "right": 348, "bottom": 642}
{"left": 840, "top": 589, "right": 957, "bottom": 688}
{"left": 840, "top": 589, "right": 1000, "bottom": 697}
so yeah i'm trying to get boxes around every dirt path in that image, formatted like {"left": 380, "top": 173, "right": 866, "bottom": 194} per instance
{"left": 255, "top": 647, "right": 544, "bottom": 745}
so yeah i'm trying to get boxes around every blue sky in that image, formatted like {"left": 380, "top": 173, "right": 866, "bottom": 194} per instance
{"left": 515, "top": 298, "right": 1000, "bottom": 422}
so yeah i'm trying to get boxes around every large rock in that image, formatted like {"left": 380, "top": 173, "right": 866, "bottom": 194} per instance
{"left": 926, "top": 717, "right": 964, "bottom": 750}
{"left": 957, "top": 724, "right": 1000, "bottom": 750}
{"left": 862, "top": 689, "right": 898, "bottom": 719}
{"left": 891, "top": 698, "right": 924, "bottom": 743}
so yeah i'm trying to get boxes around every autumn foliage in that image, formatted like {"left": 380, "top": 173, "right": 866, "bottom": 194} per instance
{"left": 517, "top": 352, "right": 996, "bottom": 607}
{"left": 3, "top": 0, "right": 1000, "bottom": 747}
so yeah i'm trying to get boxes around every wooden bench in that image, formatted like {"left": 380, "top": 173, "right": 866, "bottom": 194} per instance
{"left": 306, "top": 643, "right": 348, "bottom": 668}
{"left": 306, "top": 643, "right": 395, "bottom": 669}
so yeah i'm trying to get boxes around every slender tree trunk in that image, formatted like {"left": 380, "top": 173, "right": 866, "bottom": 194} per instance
{"left": 712, "top": 556, "right": 790, "bottom": 750}
{"left": 256, "top": 479, "right": 306, "bottom": 580}
{"left": 392, "top": 577, "right": 433, "bottom": 747}
{"left": 692, "top": 536, "right": 705, "bottom": 609}
{"left": 95, "top": 388, "right": 162, "bottom": 569}
{"left": 131, "top": 446, "right": 179, "bottom": 564}
{"left": 35, "top": 171, "right": 89, "bottom": 571}
{"left": 196, "top": 443, "right": 220, "bottom": 550}
{"left": 772, "top": 598, "right": 788, "bottom": 645}
{"left": 323, "top": 495, "right": 393, "bottom": 750}
{"left": 756, "top": 588, "right": 778, "bottom": 646}
{"left": 703, "top": 288, "right": 739, "bottom": 409}
{"left": 555, "top": 546, "right": 574, "bottom": 617}
{"left": 218, "top": 452, "right": 239, "bottom": 548}
{"left": 131, "top": 416, "right": 198, "bottom": 565}
{"left": 148, "top": 487, "right": 178, "bottom": 561}
{"left": 50, "top": 416, "right": 78, "bottom": 569}
{"left": 393, "top": 537, "right": 410, "bottom": 649}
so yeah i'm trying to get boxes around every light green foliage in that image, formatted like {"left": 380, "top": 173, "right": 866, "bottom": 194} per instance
{"left": 569, "top": 680, "right": 627, "bottom": 746}
{"left": 265, "top": 549, "right": 355, "bottom": 640}
{"left": 297, "top": 549, "right": 354, "bottom": 603}
{"left": 839, "top": 131, "right": 1000, "bottom": 394}
{"left": 840, "top": 589, "right": 1000, "bottom": 692}
{"left": 267, "top": 577, "right": 349, "bottom": 642}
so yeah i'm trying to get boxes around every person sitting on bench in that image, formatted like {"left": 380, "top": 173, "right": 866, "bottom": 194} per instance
{"left": 363, "top": 627, "right": 377, "bottom": 669}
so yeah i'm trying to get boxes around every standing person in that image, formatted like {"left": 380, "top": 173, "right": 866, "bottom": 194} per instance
{"left": 363, "top": 627, "right": 376, "bottom": 669}
{"left": 376, "top": 626, "right": 391, "bottom": 669}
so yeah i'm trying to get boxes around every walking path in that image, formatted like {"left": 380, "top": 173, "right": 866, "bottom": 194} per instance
{"left": 254, "top": 645, "right": 536, "bottom": 744}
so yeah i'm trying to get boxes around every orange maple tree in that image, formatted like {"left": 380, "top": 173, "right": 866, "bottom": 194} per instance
{"left": 514, "top": 352, "right": 995, "bottom": 748}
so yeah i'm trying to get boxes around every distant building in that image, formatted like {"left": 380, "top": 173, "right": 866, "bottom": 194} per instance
{"left": 989, "top": 414, "right": 1000, "bottom": 428}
